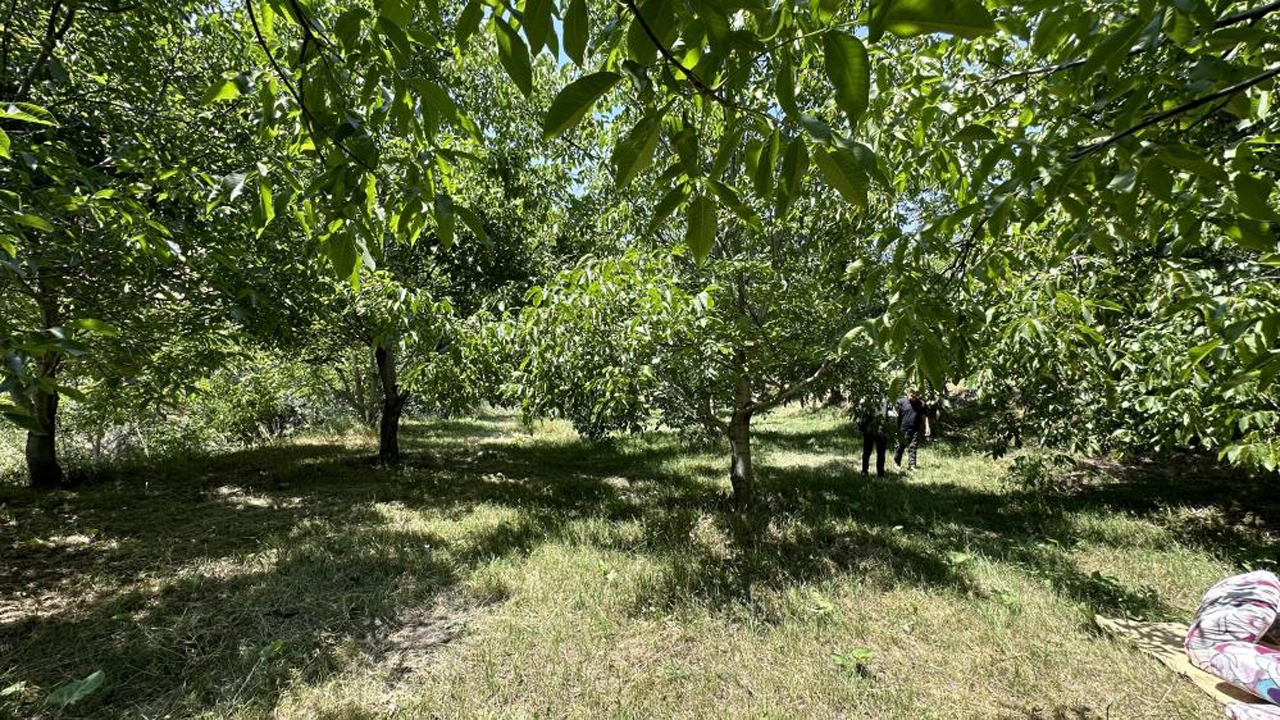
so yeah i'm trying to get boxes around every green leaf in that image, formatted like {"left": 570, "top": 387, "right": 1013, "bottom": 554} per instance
{"left": 627, "top": 0, "right": 675, "bottom": 65}
{"left": 753, "top": 130, "right": 780, "bottom": 198}
{"left": 523, "top": 0, "right": 553, "bottom": 55}
{"left": 412, "top": 78, "right": 463, "bottom": 126}
{"left": 47, "top": 671, "right": 105, "bottom": 709}
{"left": 1159, "top": 145, "right": 1228, "bottom": 183}
{"left": 1144, "top": 160, "right": 1174, "bottom": 202}
{"left": 1188, "top": 338, "right": 1221, "bottom": 366}
{"left": 563, "top": 0, "right": 589, "bottom": 65}
{"left": 823, "top": 32, "right": 870, "bottom": 131}
{"left": 456, "top": 204, "right": 489, "bottom": 245}
{"left": 685, "top": 193, "right": 717, "bottom": 265}
{"left": 434, "top": 193, "right": 455, "bottom": 249}
{"left": 14, "top": 213, "right": 54, "bottom": 232}
{"left": 55, "top": 384, "right": 87, "bottom": 402}
{"left": 798, "top": 114, "right": 834, "bottom": 144}
{"left": 378, "top": 0, "right": 415, "bottom": 28}
{"left": 1164, "top": 9, "right": 1195, "bottom": 47}
{"left": 1079, "top": 16, "right": 1145, "bottom": 79}
{"left": 845, "top": 140, "right": 890, "bottom": 189}
{"left": 324, "top": 230, "right": 360, "bottom": 281}
{"left": 201, "top": 79, "right": 240, "bottom": 105}
{"left": 0, "top": 128, "right": 9, "bottom": 159}
{"left": 951, "top": 124, "right": 997, "bottom": 143}
{"left": 869, "top": 0, "right": 995, "bottom": 42}
{"left": 710, "top": 118, "right": 743, "bottom": 179}
{"left": 1235, "top": 173, "right": 1280, "bottom": 222}
{"left": 776, "top": 47, "right": 798, "bottom": 118}
{"left": 421, "top": 0, "right": 441, "bottom": 26}
{"left": 707, "top": 179, "right": 762, "bottom": 232}
{"left": 494, "top": 17, "right": 533, "bottom": 98}
{"left": 1223, "top": 219, "right": 1275, "bottom": 252}
{"left": 334, "top": 8, "right": 369, "bottom": 48}
{"left": 1, "top": 403, "right": 42, "bottom": 433}
{"left": 775, "top": 136, "right": 809, "bottom": 216}
{"left": 812, "top": 146, "right": 868, "bottom": 206}
{"left": 918, "top": 339, "right": 946, "bottom": 390}
{"left": 648, "top": 183, "right": 689, "bottom": 234}
{"left": 543, "top": 72, "right": 621, "bottom": 139}
{"left": 456, "top": 0, "right": 483, "bottom": 46}
{"left": 68, "top": 318, "right": 120, "bottom": 337}
{"left": 257, "top": 178, "right": 275, "bottom": 236}
{"left": 613, "top": 112, "right": 665, "bottom": 187}
{"left": 1073, "top": 323, "right": 1104, "bottom": 345}
{"left": 673, "top": 124, "right": 700, "bottom": 176}
{"left": 0, "top": 102, "right": 57, "bottom": 125}
{"left": 377, "top": 17, "right": 414, "bottom": 66}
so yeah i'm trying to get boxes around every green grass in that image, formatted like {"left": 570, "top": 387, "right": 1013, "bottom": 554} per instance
{"left": 1, "top": 407, "right": 1275, "bottom": 718}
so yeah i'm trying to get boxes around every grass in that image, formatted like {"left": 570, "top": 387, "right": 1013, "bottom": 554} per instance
{"left": 1, "top": 406, "right": 1275, "bottom": 718}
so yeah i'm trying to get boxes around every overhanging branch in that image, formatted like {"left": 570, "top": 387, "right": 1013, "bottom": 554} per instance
{"left": 1071, "top": 64, "right": 1280, "bottom": 159}
{"left": 992, "top": 2, "right": 1280, "bottom": 85}
{"left": 750, "top": 358, "right": 837, "bottom": 414}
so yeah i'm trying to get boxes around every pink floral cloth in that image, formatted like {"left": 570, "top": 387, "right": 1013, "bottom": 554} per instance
{"left": 1225, "top": 702, "right": 1280, "bottom": 719}
{"left": 1186, "top": 570, "right": 1280, "bottom": 712}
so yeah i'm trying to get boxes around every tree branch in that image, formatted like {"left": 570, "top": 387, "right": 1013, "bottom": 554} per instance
{"left": 618, "top": 0, "right": 781, "bottom": 129}
{"left": 1071, "top": 64, "right": 1280, "bottom": 159}
{"left": 245, "top": 0, "right": 379, "bottom": 174}
{"left": 620, "top": 0, "right": 720, "bottom": 104}
{"left": 15, "top": 1, "right": 74, "bottom": 100}
{"left": 80, "top": 3, "right": 140, "bottom": 12}
{"left": 750, "top": 358, "right": 837, "bottom": 414}
{"left": 1217, "top": 0, "right": 1280, "bottom": 27}
{"left": 0, "top": 0, "right": 20, "bottom": 94}
{"left": 993, "top": 2, "right": 1280, "bottom": 84}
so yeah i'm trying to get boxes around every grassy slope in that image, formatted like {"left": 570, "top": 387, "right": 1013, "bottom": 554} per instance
{"left": 0, "top": 407, "right": 1273, "bottom": 719}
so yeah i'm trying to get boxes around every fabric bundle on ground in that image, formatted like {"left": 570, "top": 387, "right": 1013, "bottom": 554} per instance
{"left": 1185, "top": 571, "right": 1280, "bottom": 718}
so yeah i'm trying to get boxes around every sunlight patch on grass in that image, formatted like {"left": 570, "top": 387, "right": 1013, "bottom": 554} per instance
{"left": 3, "top": 406, "right": 1265, "bottom": 718}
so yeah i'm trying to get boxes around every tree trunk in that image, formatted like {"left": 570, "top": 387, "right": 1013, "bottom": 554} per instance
{"left": 24, "top": 273, "right": 64, "bottom": 489}
{"left": 726, "top": 358, "right": 756, "bottom": 512}
{"left": 727, "top": 409, "right": 754, "bottom": 512}
{"left": 375, "top": 343, "right": 408, "bottom": 465}
{"left": 25, "top": 386, "right": 62, "bottom": 489}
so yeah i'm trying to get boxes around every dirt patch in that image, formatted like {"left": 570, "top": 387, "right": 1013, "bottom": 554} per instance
{"left": 210, "top": 485, "right": 303, "bottom": 510}
{"left": 374, "top": 593, "right": 475, "bottom": 680}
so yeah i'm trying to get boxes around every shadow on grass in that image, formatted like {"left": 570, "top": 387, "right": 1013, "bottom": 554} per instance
{"left": 0, "top": 412, "right": 1262, "bottom": 717}
{"left": 1059, "top": 457, "right": 1280, "bottom": 570}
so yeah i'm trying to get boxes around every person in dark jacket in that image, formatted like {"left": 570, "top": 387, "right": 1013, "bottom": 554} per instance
{"left": 894, "top": 390, "right": 929, "bottom": 470}
{"left": 857, "top": 396, "right": 891, "bottom": 477}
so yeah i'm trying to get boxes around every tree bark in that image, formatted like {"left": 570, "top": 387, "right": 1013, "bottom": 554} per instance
{"left": 374, "top": 343, "right": 408, "bottom": 465}
{"left": 24, "top": 277, "right": 64, "bottom": 489}
{"left": 726, "top": 359, "right": 755, "bottom": 512}
{"left": 25, "top": 386, "right": 62, "bottom": 489}
{"left": 727, "top": 408, "right": 754, "bottom": 513}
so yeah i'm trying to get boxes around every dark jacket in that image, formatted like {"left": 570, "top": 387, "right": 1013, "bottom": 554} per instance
{"left": 897, "top": 396, "right": 927, "bottom": 431}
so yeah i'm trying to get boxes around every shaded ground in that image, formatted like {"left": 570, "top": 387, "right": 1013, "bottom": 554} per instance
{"left": 0, "top": 407, "right": 1273, "bottom": 718}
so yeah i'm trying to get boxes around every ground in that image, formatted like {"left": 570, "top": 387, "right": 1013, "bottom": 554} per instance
{"left": 1, "top": 407, "right": 1276, "bottom": 719}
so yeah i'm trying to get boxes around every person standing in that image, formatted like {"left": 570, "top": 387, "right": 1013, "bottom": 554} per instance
{"left": 858, "top": 396, "right": 891, "bottom": 477}
{"left": 894, "top": 390, "right": 929, "bottom": 470}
